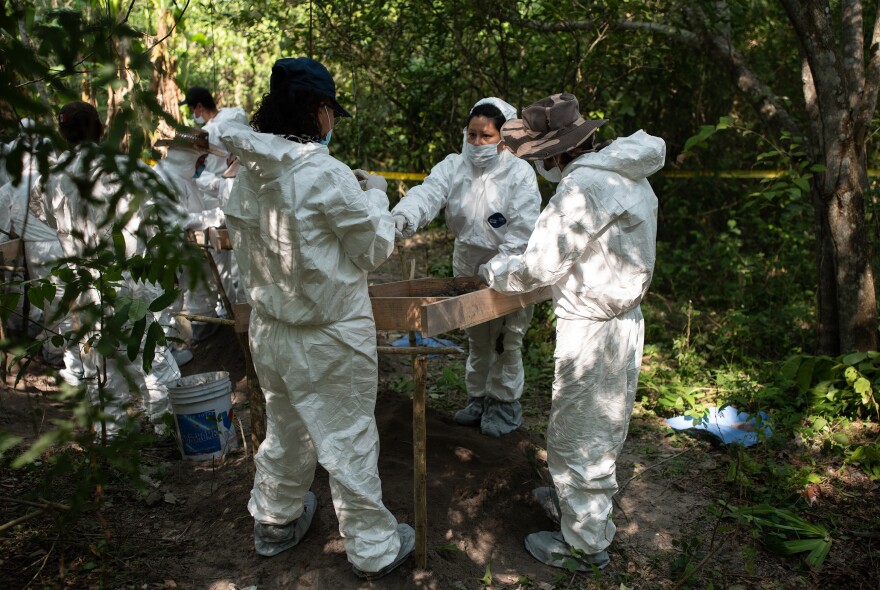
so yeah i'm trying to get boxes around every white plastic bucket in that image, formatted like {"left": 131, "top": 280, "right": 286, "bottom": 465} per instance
{"left": 167, "top": 371, "right": 239, "bottom": 461}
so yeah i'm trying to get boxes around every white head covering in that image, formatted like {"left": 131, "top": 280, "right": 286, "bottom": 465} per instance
{"left": 471, "top": 97, "right": 517, "bottom": 121}
{"left": 462, "top": 97, "right": 519, "bottom": 152}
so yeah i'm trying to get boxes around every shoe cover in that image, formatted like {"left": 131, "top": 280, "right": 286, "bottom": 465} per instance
{"left": 352, "top": 523, "right": 415, "bottom": 580}
{"left": 254, "top": 491, "right": 317, "bottom": 557}
{"left": 524, "top": 530, "right": 610, "bottom": 572}
{"left": 453, "top": 396, "right": 485, "bottom": 426}
{"left": 533, "top": 486, "right": 561, "bottom": 525}
{"left": 480, "top": 399, "right": 522, "bottom": 437}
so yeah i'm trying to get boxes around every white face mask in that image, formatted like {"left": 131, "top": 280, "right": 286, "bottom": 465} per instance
{"left": 193, "top": 115, "right": 206, "bottom": 126}
{"left": 535, "top": 159, "right": 563, "bottom": 183}
{"left": 464, "top": 142, "right": 499, "bottom": 168}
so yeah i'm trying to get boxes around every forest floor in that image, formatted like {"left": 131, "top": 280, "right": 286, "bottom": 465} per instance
{"left": 1, "top": 236, "right": 878, "bottom": 590}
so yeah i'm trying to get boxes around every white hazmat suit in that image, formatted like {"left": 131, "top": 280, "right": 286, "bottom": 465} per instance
{"left": 220, "top": 120, "right": 404, "bottom": 573}
{"left": 153, "top": 146, "right": 226, "bottom": 346}
{"left": 0, "top": 141, "right": 59, "bottom": 337}
{"left": 49, "top": 149, "right": 180, "bottom": 436}
{"left": 391, "top": 98, "right": 541, "bottom": 436}
{"left": 194, "top": 107, "right": 248, "bottom": 308}
{"left": 480, "top": 130, "right": 665, "bottom": 555}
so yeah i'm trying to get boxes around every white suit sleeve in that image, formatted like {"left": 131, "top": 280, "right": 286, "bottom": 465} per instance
{"left": 496, "top": 163, "right": 541, "bottom": 257}
{"left": 484, "top": 181, "right": 614, "bottom": 293}
{"left": 325, "top": 168, "right": 395, "bottom": 272}
{"left": 391, "top": 155, "right": 455, "bottom": 230}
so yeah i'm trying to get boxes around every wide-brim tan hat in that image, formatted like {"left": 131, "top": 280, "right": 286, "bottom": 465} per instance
{"left": 155, "top": 128, "right": 226, "bottom": 157}
{"left": 501, "top": 93, "right": 607, "bottom": 161}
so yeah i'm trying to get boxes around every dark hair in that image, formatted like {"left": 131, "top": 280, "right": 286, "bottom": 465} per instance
{"left": 250, "top": 88, "right": 325, "bottom": 141}
{"left": 558, "top": 136, "right": 613, "bottom": 167}
{"left": 181, "top": 86, "right": 217, "bottom": 110}
{"left": 58, "top": 102, "right": 103, "bottom": 146}
{"left": 466, "top": 103, "right": 505, "bottom": 134}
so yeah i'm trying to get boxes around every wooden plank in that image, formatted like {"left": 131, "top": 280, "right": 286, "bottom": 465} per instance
{"left": 208, "top": 227, "right": 232, "bottom": 251}
{"left": 368, "top": 276, "right": 484, "bottom": 298}
{"left": 370, "top": 296, "right": 446, "bottom": 332}
{"left": 422, "top": 286, "right": 551, "bottom": 337}
{"left": 0, "top": 239, "right": 23, "bottom": 262}
{"left": 234, "top": 303, "right": 251, "bottom": 334}
{"left": 369, "top": 277, "right": 551, "bottom": 336}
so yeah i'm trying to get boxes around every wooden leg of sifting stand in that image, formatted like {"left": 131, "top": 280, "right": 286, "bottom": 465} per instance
{"left": 233, "top": 303, "right": 266, "bottom": 449}
{"left": 412, "top": 353, "right": 428, "bottom": 569}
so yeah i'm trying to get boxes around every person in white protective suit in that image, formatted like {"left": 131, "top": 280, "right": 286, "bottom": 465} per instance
{"left": 152, "top": 128, "right": 230, "bottom": 360}
{"left": 391, "top": 98, "right": 541, "bottom": 437}
{"left": 0, "top": 119, "right": 61, "bottom": 343}
{"left": 49, "top": 101, "right": 181, "bottom": 439}
{"left": 478, "top": 93, "right": 664, "bottom": 571}
{"left": 0, "top": 119, "right": 84, "bottom": 373}
{"left": 219, "top": 57, "right": 414, "bottom": 580}
{"left": 180, "top": 86, "right": 248, "bottom": 314}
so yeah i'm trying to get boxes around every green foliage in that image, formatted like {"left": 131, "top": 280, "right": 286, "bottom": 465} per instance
{"left": 682, "top": 116, "right": 734, "bottom": 153}
{"left": 669, "top": 536, "right": 704, "bottom": 586}
{"left": 427, "top": 364, "right": 464, "bottom": 400}
{"left": 778, "top": 352, "right": 880, "bottom": 419}
{"left": 522, "top": 301, "right": 555, "bottom": 398}
{"left": 437, "top": 542, "right": 463, "bottom": 554}
{"left": 480, "top": 562, "right": 493, "bottom": 587}
{"left": 847, "top": 442, "right": 880, "bottom": 480}
{"left": 720, "top": 501, "right": 833, "bottom": 568}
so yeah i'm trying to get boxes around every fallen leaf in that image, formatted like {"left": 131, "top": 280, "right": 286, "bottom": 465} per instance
{"left": 803, "top": 483, "right": 821, "bottom": 507}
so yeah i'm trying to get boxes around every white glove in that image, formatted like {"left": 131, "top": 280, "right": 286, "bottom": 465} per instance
{"left": 184, "top": 207, "right": 225, "bottom": 230}
{"left": 195, "top": 171, "right": 222, "bottom": 194}
{"left": 477, "top": 263, "right": 493, "bottom": 285}
{"left": 393, "top": 214, "right": 415, "bottom": 239}
{"left": 353, "top": 169, "right": 388, "bottom": 193}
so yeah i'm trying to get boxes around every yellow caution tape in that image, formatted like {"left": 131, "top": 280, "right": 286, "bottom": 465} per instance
{"left": 369, "top": 171, "right": 428, "bottom": 181}
{"left": 141, "top": 162, "right": 880, "bottom": 182}
{"left": 373, "top": 169, "right": 880, "bottom": 180}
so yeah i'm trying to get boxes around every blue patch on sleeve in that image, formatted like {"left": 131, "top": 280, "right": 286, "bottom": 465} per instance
{"left": 487, "top": 212, "right": 507, "bottom": 228}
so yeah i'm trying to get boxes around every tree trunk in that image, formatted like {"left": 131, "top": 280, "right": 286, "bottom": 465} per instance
{"left": 106, "top": 35, "right": 136, "bottom": 149}
{"left": 149, "top": 6, "right": 182, "bottom": 142}
{"left": 781, "top": 0, "right": 879, "bottom": 354}
{"left": 817, "top": 142, "right": 877, "bottom": 353}
{"left": 813, "top": 184, "right": 840, "bottom": 354}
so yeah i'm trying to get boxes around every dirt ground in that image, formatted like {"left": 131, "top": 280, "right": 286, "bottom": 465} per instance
{"left": 157, "top": 326, "right": 614, "bottom": 590}
{"left": 1, "top": 242, "right": 878, "bottom": 588}
{"left": 4, "top": 321, "right": 877, "bottom": 590}
{"left": 0, "top": 325, "right": 720, "bottom": 590}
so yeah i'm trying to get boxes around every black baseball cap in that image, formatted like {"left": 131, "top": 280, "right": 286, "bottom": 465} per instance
{"left": 270, "top": 57, "right": 351, "bottom": 118}
{"left": 179, "top": 86, "right": 215, "bottom": 108}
